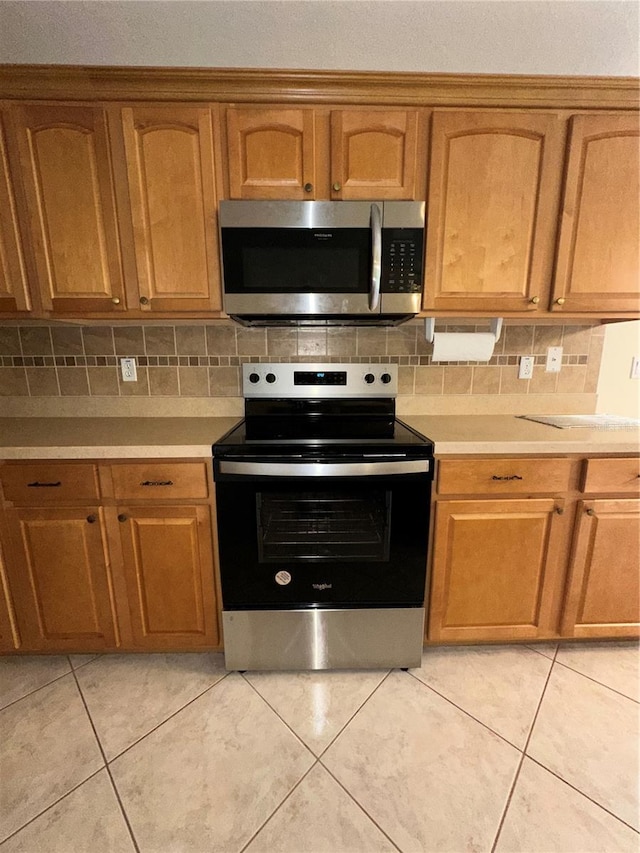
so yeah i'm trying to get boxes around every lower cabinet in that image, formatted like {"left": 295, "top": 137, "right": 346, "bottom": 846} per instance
{"left": 0, "top": 533, "right": 19, "bottom": 651}
{"left": 0, "top": 460, "right": 220, "bottom": 653}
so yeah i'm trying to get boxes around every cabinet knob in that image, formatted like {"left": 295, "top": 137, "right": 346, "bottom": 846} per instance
{"left": 111, "top": 297, "right": 121, "bottom": 305}
{"left": 555, "top": 506, "right": 564, "bottom": 515}
{"left": 555, "top": 297, "right": 566, "bottom": 306}
{"left": 332, "top": 182, "right": 341, "bottom": 192}
{"left": 303, "top": 182, "right": 313, "bottom": 193}
{"left": 139, "top": 296, "right": 150, "bottom": 306}
{"left": 529, "top": 296, "right": 540, "bottom": 305}
{"left": 86, "top": 514, "right": 97, "bottom": 524}
{"left": 586, "top": 508, "right": 595, "bottom": 516}
{"left": 117, "top": 513, "right": 128, "bottom": 523}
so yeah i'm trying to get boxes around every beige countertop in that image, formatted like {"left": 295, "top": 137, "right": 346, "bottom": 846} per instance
{"left": 0, "top": 415, "right": 638, "bottom": 459}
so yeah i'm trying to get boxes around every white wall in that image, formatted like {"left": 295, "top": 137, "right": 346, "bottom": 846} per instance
{"left": 0, "top": 0, "right": 638, "bottom": 76}
{"left": 597, "top": 321, "right": 640, "bottom": 418}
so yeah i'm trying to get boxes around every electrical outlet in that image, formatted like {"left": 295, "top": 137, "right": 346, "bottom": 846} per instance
{"left": 546, "top": 346, "right": 563, "bottom": 373}
{"left": 120, "top": 357, "right": 137, "bottom": 382}
{"left": 631, "top": 356, "right": 640, "bottom": 380}
{"left": 518, "top": 356, "right": 535, "bottom": 380}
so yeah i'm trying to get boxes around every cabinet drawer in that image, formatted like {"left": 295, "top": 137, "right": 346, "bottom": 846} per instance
{"left": 437, "top": 457, "right": 572, "bottom": 495}
{"left": 0, "top": 463, "right": 99, "bottom": 503}
{"left": 582, "top": 457, "right": 640, "bottom": 493}
{"left": 109, "top": 462, "right": 209, "bottom": 500}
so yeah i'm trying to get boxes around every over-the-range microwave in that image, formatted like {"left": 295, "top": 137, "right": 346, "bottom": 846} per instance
{"left": 219, "top": 200, "right": 425, "bottom": 326}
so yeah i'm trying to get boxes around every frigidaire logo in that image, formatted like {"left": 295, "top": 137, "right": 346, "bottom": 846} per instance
{"left": 312, "top": 583, "right": 332, "bottom": 590}
{"left": 314, "top": 233, "right": 333, "bottom": 239}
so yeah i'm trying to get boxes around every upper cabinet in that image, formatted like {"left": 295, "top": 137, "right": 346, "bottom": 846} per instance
{"left": 423, "top": 111, "right": 565, "bottom": 314}
{"left": 8, "top": 104, "right": 128, "bottom": 315}
{"left": 0, "top": 114, "right": 31, "bottom": 314}
{"left": 224, "top": 106, "right": 424, "bottom": 200}
{"left": 551, "top": 113, "right": 640, "bottom": 314}
{"left": 117, "top": 105, "right": 222, "bottom": 313}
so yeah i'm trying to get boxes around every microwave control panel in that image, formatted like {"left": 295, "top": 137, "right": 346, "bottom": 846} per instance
{"left": 382, "top": 229, "right": 424, "bottom": 294}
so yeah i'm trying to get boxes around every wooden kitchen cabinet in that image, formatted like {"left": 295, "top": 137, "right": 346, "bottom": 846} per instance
{"left": 0, "top": 113, "right": 31, "bottom": 315}
{"left": 428, "top": 497, "right": 568, "bottom": 642}
{"left": 423, "top": 110, "right": 566, "bottom": 314}
{"left": 225, "top": 105, "right": 423, "bottom": 200}
{"left": 0, "top": 530, "right": 19, "bottom": 651}
{"left": 7, "top": 103, "right": 128, "bottom": 316}
{"left": 551, "top": 113, "right": 640, "bottom": 314}
{"left": 2, "top": 505, "right": 119, "bottom": 651}
{"left": 117, "top": 105, "right": 223, "bottom": 313}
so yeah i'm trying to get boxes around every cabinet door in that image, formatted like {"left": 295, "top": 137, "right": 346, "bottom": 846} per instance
{"left": 114, "top": 504, "right": 219, "bottom": 649}
{"left": 226, "top": 106, "right": 316, "bottom": 199}
{"left": 120, "top": 106, "right": 222, "bottom": 312}
{"left": 9, "top": 104, "right": 126, "bottom": 315}
{"left": 330, "top": 109, "right": 420, "bottom": 199}
{"left": 428, "top": 498, "right": 567, "bottom": 642}
{"left": 3, "top": 506, "right": 118, "bottom": 651}
{"left": 552, "top": 113, "right": 640, "bottom": 314}
{"left": 424, "top": 111, "right": 565, "bottom": 313}
{"left": 0, "top": 114, "right": 31, "bottom": 314}
{"left": 0, "top": 533, "right": 19, "bottom": 651}
{"left": 562, "top": 499, "right": 640, "bottom": 638}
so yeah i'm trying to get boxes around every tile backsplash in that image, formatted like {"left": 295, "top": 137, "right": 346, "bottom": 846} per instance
{"left": 0, "top": 321, "right": 603, "bottom": 401}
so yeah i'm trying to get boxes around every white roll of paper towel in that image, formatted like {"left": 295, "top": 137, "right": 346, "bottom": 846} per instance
{"left": 431, "top": 332, "right": 497, "bottom": 362}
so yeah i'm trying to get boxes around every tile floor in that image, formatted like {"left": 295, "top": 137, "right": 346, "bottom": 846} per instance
{"left": 0, "top": 641, "right": 638, "bottom": 852}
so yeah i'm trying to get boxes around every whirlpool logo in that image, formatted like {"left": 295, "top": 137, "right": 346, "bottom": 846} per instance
{"left": 312, "top": 583, "right": 332, "bottom": 591}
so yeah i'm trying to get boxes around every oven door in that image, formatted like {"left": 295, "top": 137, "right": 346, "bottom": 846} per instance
{"left": 214, "top": 457, "right": 432, "bottom": 610}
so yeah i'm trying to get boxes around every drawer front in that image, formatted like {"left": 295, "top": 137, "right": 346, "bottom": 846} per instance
{"left": 109, "top": 462, "right": 209, "bottom": 500}
{"left": 582, "top": 457, "right": 640, "bottom": 493}
{"left": 437, "top": 457, "right": 572, "bottom": 495}
{"left": 0, "top": 463, "right": 99, "bottom": 503}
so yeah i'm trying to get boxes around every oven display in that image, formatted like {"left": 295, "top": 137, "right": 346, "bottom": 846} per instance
{"left": 293, "top": 371, "right": 347, "bottom": 386}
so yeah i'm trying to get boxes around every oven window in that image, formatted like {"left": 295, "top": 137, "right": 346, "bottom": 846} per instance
{"left": 256, "top": 490, "right": 391, "bottom": 562}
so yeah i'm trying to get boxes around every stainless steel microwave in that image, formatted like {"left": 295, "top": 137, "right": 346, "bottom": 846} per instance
{"left": 219, "top": 200, "right": 425, "bottom": 326}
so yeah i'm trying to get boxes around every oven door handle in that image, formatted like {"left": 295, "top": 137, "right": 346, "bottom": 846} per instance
{"left": 217, "top": 459, "right": 430, "bottom": 477}
{"left": 369, "top": 203, "right": 382, "bottom": 311}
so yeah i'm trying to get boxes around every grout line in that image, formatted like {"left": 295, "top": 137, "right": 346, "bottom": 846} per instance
{"left": 0, "top": 665, "right": 76, "bottom": 714}
{"left": 524, "top": 755, "right": 640, "bottom": 836}
{"left": 237, "top": 760, "right": 319, "bottom": 853}
{"left": 0, "top": 767, "right": 105, "bottom": 847}
{"left": 70, "top": 668, "right": 141, "bottom": 853}
{"left": 552, "top": 658, "right": 640, "bottom": 705}
{"left": 490, "top": 651, "right": 557, "bottom": 853}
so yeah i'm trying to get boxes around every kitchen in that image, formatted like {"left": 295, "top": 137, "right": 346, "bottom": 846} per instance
{"left": 0, "top": 2, "right": 639, "bottom": 852}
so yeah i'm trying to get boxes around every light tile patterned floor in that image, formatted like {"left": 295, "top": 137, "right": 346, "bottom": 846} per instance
{"left": 0, "top": 642, "right": 638, "bottom": 852}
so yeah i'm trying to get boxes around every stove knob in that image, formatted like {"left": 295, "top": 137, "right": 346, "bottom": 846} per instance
{"left": 265, "top": 373, "right": 276, "bottom": 384}
{"left": 248, "top": 372, "right": 260, "bottom": 384}
{"left": 364, "top": 373, "right": 375, "bottom": 384}
{"left": 381, "top": 373, "right": 392, "bottom": 384}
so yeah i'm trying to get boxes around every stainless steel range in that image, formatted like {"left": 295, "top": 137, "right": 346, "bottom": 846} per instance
{"left": 212, "top": 363, "right": 434, "bottom": 671}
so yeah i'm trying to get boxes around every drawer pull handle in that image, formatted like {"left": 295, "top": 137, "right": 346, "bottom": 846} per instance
{"left": 118, "top": 514, "right": 128, "bottom": 523}
{"left": 140, "top": 480, "right": 174, "bottom": 487}
{"left": 27, "top": 481, "right": 62, "bottom": 488}
{"left": 86, "top": 514, "right": 97, "bottom": 524}
{"left": 491, "top": 475, "right": 523, "bottom": 481}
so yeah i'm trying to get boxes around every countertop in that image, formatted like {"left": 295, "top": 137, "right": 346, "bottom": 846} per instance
{"left": 0, "top": 415, "right": 638, "bottom": 459}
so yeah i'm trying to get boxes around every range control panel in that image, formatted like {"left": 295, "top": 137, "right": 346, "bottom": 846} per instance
{"left": 243, "top": 363, "right": 398, "bottom": 398}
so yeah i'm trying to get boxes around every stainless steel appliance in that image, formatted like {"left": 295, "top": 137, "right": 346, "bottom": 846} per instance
{"left": 219, "top": 200, "right": 425, "bottom": 325}
{"left": 213, "top": 363, "right": 434, "bottom": 670}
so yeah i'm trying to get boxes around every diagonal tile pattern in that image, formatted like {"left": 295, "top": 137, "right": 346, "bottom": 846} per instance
{"left": 0, "top": 640, "right": 638, "bottom": 852}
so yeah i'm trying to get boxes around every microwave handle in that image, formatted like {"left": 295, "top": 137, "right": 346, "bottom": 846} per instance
{"left": 369, "top": 203, "right": 382, "bottom": 311}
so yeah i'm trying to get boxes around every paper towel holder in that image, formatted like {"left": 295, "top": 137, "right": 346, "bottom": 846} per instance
{"left": 424, "top": 317, "right": 503, "bottom": 344}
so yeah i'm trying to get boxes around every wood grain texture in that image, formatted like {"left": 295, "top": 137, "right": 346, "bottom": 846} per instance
{"left": 437, "top": 457, "right": 572, "bottom": 496}
{"left": 582, "top": 457, "right": 640, "bottom": 494}
{"left": 0, "top": 527, "right": 19, "bottom": 651}
{"left": 562, "top": 499, "right": 640, "bottom": 638}
{"left": 0, "top": 462, "right": 100, "bottom": 504}
{"left": 108, "top": 461, "right": 209, "bottom": 501}
{"left": 552, "top": 113, "right": 640, "bottom": 314}
{"left": 0, "top": 113, "right": 30, "bottom": 314}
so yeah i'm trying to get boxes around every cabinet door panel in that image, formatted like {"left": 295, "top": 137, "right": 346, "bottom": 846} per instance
{"left": 424, "top": 111, "right": 564, "bottom": 313}
{"left": 428, "top": 498, "right": 566, "bottom": 642}
{"left": 10, "top": 104, "right": 126, "bottom": 314}
{"left": 4, "top": 507, "right": 117, "bottom": 650}
{"left": 553, "top": 113, "right": 640, "bottom": 313}
{"left": 121, "top": 106, "right": 221, "bottom": 312}
{"left": 331, "top": 109, "right": 419, "bottom": 199}
{"left": 226, "top": 107, "right": 316, "bottom": 199}
{"left": 116, "top": 505, "right": 219, "bottom": 649}
{"left": 0, "top": 115, "right": 30, "bottom": 314}
{"left": 0, "top": 534, "right": 19, "bottom": 651}
{"left": 562, "top": 499, "right": 640, "bottom": 638}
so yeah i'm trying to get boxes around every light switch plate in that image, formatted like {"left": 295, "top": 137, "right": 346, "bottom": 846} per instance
{"left": 120, "top": 357, "right": 137, "bottom": 382}
{"left": 518, "top": 356, "right": 535, "bottom": 380}
{"left": 546, "top": 346, "right": 563, "bottom": 373}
